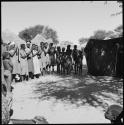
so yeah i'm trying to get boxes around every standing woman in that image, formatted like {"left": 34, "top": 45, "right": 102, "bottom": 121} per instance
{"left": 40, "top": 42, "right": 45, "bottom": 75}
{"left": 44, "top": 42, "right": 49, "bottom": 73}
{"left": 37, "top": 45, "right": 42, "bottom": 76}
{"left": 20, "top": 44, "right": 28, "bottom": 81}
{"left": 8, "top": 42, "right": 18, "bottom": 82}
{"left": 32, "top": 44, "right": 41, "bottom": 78}
{"left": 25, "top": 41, "right": 34, "bottom": 79}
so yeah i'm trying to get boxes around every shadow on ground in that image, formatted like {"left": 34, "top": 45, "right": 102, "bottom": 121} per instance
{"left": 33, "top": 72, "right": 123, "bottom": 110}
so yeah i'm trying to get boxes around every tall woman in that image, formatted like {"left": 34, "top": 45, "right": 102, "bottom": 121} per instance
{"left": 25, "top": 41, "right": 34, "bottom": 79}
{"left": 20, "top": 44, "right": 28, "bottom": 81}
{"left": 32, "top": 44, "right": 41, "bottom": 78}
{"left": 8, "top": 42, "right": 18, "bottom": 82}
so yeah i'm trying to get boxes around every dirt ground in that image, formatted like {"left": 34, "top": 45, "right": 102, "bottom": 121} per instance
{"left": 11, "top": 66, "right": 123, "bottom": 123}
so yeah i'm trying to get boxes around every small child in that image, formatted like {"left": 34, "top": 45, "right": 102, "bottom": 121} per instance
{"left": 3, "top": 52, "right": 13, "bottom": 93}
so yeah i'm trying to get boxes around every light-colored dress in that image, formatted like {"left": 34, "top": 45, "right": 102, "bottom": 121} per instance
{"left": 20, "top": 49, "right": 28, "bottom": 76}
{"left": 45, "top": 54, "right": 50, "bottom": 66}
{"left": 9, "top": 49, "right": 19, "bottom": 75}
{"left": 40, "top": 50, "right": 46, "bottom": 70}
{"left": 25, "top": 48, "right": 34, "bottom": 73}
{"left": 32, "top": 50, "right": 41, "bottom": 75}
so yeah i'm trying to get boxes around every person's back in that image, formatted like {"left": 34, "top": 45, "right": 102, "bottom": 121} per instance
{"left": 3, "top": 52, "right": 13, "bottom": 73}
{"left": 2, "top": 52, "right": 13, "bottom": 93}
{"left": 3, "top": 59, "right": 13, "bottom": 74}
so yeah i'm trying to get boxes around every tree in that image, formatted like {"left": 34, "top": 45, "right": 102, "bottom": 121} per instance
{"left": 18, "top": 25, "right": 59, "bottom": 44}
{"left": 90, "top": 30, "right": 107, "bottom": 40}
{"left": 18, "top": 25, "right": 44, "bottom": 41}
{"left": 114, "top": 24, "right": 123, "bottom": 37}
{"left": 78, "top": 37, "right": 89, "bottom": 45}
{"left": 43, "top": 26, "right": 59, "bottom": 44}
{"left": 110, "top": 1, "right": 122, "bottom": 16}
{"left": 89, "top": 1, "right": 122, "bottom": 16}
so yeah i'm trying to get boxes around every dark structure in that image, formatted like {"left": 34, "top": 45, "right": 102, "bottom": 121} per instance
{"left": 84, "top": 37, "right": 123, "bottom": 77}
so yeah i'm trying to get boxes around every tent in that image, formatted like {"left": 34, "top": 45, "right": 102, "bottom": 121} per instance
{"left": 31, "top": 34, "right": 46, "bottom": 46}
{"left": 84, "top": 37, "right": 123, "bottom": 77}
{"left": 2, "top": 30, "right": 26, "bottom": 47}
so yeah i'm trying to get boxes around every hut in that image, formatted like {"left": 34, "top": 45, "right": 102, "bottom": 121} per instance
{"left": 31, "top": 34, "right": 46, "bottom": 45}
{"left": 84, "top": 37, "right": 123, "bottom": 77}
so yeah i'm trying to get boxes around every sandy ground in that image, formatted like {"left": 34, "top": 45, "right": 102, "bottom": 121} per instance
{"left": 11, "top": 65, "right": 123, "bottom": 123}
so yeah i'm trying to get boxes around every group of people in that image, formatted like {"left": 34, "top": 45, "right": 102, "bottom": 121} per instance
{"left": 1, "top": 40, "right": 85, "bottom": 124}
{"left": 2, "top": 39, "right": 123, "bottom": 124}
{"left": 2, "top": 40, "right": 85, "bottom": 82}
{"left": 1, "top": 39, "right": 86, "bottom": 100}
{"left": 56, "top": 44, "right": 85, "bottom": 75}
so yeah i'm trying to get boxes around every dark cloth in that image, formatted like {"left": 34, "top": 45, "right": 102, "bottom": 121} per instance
{"left": 48, "top": 47, "right": 56, "bottom": 66}
{"left": 72, "top": 49, "right": 78, "bottom": 62}
{"left": 66, "top": 49, "right": 72, "bottom": 57}
{"left": 84, "top": 37, "right": 123, "bottom": 76}
{"left": 61, "top": 52, "right": 66, "bottom": 64}
{"left": 56, "top": 51, "right": 61, "bottom": 64}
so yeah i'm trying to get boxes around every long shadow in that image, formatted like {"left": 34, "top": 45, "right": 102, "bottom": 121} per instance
{"left": 33, "top": 74, "right": 123, "bottom": 110}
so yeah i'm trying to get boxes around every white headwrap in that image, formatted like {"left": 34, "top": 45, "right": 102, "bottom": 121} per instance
{"left": 9, "top": 42, "right": 15, "bottom": 46}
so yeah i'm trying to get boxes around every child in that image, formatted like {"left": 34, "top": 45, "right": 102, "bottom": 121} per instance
{"left": 3, "top": 52, "right": 13, "bottom": 93}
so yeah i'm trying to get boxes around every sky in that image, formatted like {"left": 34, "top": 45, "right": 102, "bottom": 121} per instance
{"left": 2, "top": 1, "right": 122, "bottom": 44}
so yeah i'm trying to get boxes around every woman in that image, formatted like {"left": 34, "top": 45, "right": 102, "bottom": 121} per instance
{"left": 2, "top": 52, "right": 13, "bottom": 93}
{"left": 32, "top": 44, "right": 41, "bottom": 78}
{"left": 44, "top": 42, "right": 50, "bottom": 73}
{"left": 8, "top": 42, "right": 19, "bottom": 82}
{"left": 20, "top": 44, "right": 28, "bottom": 81}
{"left": 40, "top": 42, "right": 45, "bottom": 76}
{"left": 25, "top": 41, "right": 34, "bottom": 79}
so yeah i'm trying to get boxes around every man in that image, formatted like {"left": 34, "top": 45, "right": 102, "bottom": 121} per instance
{"left": 48, "top": 43, "right": 56, "bottom": 73}
{"left": 65, "top": 45, "right": 73, "bottom": 75}
{"left": 77, "top": 50, "right": 83, "bottom": 75}
{"left": 56, "top": 46, "right": 61, "bottom": 73}
{"left": 25, "top": 41, "right": 34, "bottom": 79}
{"left": 60, "top": 47, "right": 66, "bottom": 74}
{"left": 72, "top": 45, "right": 79, "bottom": 74}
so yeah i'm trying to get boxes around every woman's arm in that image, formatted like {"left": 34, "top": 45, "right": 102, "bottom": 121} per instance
{"left": 32, "top": 50, "right": 38, "bottom": 57}
{"left": 9, "top": 46, "right": 17, "bottom": 57}
{"left": 8, "top": 60, "right": 13, "bottom": 72}
{"left": 20, "top": 50, "right": 27, "bottom": 59}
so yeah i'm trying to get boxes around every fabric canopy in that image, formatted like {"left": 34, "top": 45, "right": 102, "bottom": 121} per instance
{"left": 31, "top": 34, "right": 46, "bottom": 46}
{"left": 2, "top": 30, "right": 26, "bottom": 47}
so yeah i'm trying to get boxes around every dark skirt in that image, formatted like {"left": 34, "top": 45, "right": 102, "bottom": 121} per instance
{"left": 50, "top": 55, "right": 56, "bottom": 66}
